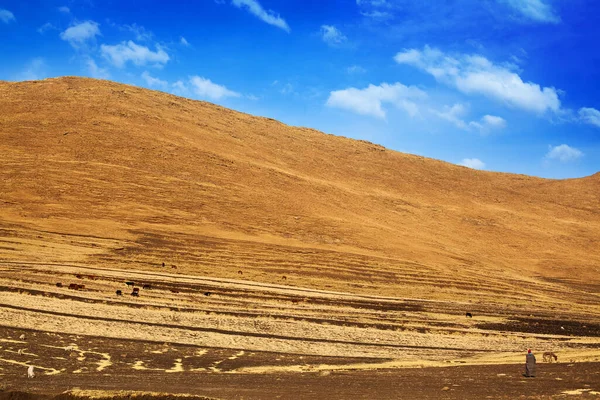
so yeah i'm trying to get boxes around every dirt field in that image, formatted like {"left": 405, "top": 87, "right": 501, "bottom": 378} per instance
{"left": 1, "top": 77, "right": 600, "bottom": 398}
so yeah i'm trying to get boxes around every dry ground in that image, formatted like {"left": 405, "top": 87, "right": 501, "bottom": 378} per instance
{"left": 1, "top": 77, "right": 600, "bottom": 398}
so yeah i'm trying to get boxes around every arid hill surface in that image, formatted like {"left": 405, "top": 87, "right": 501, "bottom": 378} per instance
{"left": 2, "top": 77, "right": 600, "bottom": 399}
{"left": 1, "top": 77, "right": 599, "bottom": 302}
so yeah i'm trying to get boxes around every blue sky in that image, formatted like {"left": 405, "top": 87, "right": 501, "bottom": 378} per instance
{"left": 1, "top": 0, "right": 599, "bottom": 179}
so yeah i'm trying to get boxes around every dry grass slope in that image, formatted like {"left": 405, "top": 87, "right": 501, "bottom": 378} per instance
{"left": 1, "top": 77, "right": 599, "bottom": 302}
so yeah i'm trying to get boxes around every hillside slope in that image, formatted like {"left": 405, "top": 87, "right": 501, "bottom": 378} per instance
{"left": 1, "top": 77, "right": 599, "bottom": 304}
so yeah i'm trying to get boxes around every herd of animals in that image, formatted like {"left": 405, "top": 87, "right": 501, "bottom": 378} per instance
{"left": 18, "top": 271, "right": 560, "bottom": 380}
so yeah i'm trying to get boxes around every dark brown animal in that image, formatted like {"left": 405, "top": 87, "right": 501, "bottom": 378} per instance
{"left": 75, "top": 274, "right": 83, "bottom": 279}
{"left": 116, "top": 290, "right": 122, "bottom": 296}
{"left": 56, "top": 283, "right": 63, "bottom": 288}
{"left": 204, "top": 292, "right": 211, "bottom": 296}
{"left": 282, "top": 276, "right": 287, "bottom": 280}
{"left": 466, "top": 312, "right": 473, "bottom": 318}
{"left": 68, "top": 283, "right": 84, "bottom": 290}
{"left": 131, "top": 291, "right": 139, "bottom": 297}
{"left": 238, "top": 270, "right": 243, "bottom": 275}
{"left": 143, "top": 284, "right": 151, "bottom": 289}
{"left": 132, "top": 287, "right": 140, "bottom": 293}
{"left": 125, "top": 281, "right": 134, "bottom": 287}
{"left": 170, "top": 289, "right": 179, "bottom": 294}
{"left": 543, "top": 352, "right": 558, "bottom": 362}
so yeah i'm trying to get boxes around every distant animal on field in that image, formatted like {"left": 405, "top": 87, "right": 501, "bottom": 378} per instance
{"left": 69, "top": 283, "right": 84, "bottom": 290}
{"left": 143, "top": 284, "right": 151, "bottom": 289}
{"left": 543, "top": 352, "right": 558, "bottom": 362}
{"left": 162, "top": 262, "right": 165, "bottom": 267}
{"left": 204, "top": 292, "right": 211, "bottom": 297}
{"left": 18, "top": 349, "right": 23, "bottom": 355}
{"left": 170, "top": 289, "right": 179, "bottom": 294}
{"left": 172, "top": 265, "right": 177, "bottom": 269}
{"left": 282, "top": 276, "right": 287, "bottom": 281}
{"left": 238, "top": 270, "right": 243, "bottom": 275}
{"left": 466, "top": 312, "right": 473, "bottom": 318}
{"left": 56, "top": 282, "right": 63, "bottom": 287}
{"left": 131, "top": 291, "right": 139, "bottom": 297}
{"left": 125, "top": 281, "right": 134, "bottom": 287}
{"left": 27, "top": 366, "right": 34, "bottom": 378}
{"left": 75, "top": 274, "right": 83, "bottom": 279}
{"left": 19, "top": 334, "right": 25, "bottom": 340}
{"left": 132, "top": 288, "right": 140, "bottom": 294}
{"left": 116, "top": 290, "right": 122, "bottom": 296}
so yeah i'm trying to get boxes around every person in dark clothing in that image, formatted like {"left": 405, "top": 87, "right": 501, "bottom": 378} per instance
{"left": 524, "top": 349, "right": 536, "bottom": 377}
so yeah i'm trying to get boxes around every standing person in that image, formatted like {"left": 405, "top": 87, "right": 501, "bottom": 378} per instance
{"left": 524, "top": 349, "right": 536, "bottom": 377}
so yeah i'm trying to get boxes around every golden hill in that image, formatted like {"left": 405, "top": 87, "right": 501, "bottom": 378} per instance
{"left": 1, "top": 76, "right": 599, "bottom": 304}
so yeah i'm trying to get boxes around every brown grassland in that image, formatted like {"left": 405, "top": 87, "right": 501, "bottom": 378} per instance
{"left": 0, "top": 77, "right": 599, "bottom": 399}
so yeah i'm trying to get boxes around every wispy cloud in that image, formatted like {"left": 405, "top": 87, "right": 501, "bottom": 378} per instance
{"left": 58, "top": 6, "right": 70, "bottom": 14}
{"left": 500, "top": 0, "right": 560, "bottom": 24}
{"left": 546, "top": 144, "right": 583, "bottom": 162}
{"left": 320, "top": 25, "right": 347, "bottom": 46}
{"left": 38, "top": 22, "right": 57, "bottom": 34}
{"left": 15, "top": 58, "right": 47, "bottom": 81}
{"left": 434, "top": 103, "right": 506, "bottom": 134}
{"left": 180, "top": 37, "right": 190, "bottom": 46}
{"left": 231, "top": 0, "right": 290, "bottom": 32}
{"left": 326, "top": 82, "right": 427, "bottom": 119}
{"left": 578, "top": 107, "right": 600, "bottom": 128}
{"left": 86, "top": 58, "right": 109, "bottom": 79}
{"left": 0, "top": 8, "right": 15, "bottom": 23}
{"left": 347, "top": 65, "right": 366, "bottom": 74}
{"left": 141, "top": 71, "right": 168, "bottom": 89}
{"left": 121, "top": 23, "right": 153, "bottom": 42}
{"left": 189, "top": 76, "right": 241, "bottom": 100}
{"left": 459, "top": 158, "right": 486, "bottom": 170}
{"left": 60, "top": 21, "right": 101, "bottom": 48}
{"left": 101, "top": 41, "right": 169, "bottom": 68}
{"left": 395, "top": 45, "right": 560, "bottom": 114}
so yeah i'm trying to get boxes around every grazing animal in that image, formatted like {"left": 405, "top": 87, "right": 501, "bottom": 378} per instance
{"left": 27, "top": 366, "right": 34, "bottom": 378}
{"left": 170, "top": 289, "right": 179, "bottom": 294}
{"left": 282, "top": 276, "right": 287, "bottom": 281}
{"left": 19, "top": 334, "right": 25, "bottom": 340}
{"left": 162, "top": 262, "right": 165, "bottom": 267}
{"left": 143, "top": 284, "right": 151, "bottom": 289}
{"left": 125, "top": 281, "right": 134, "bottom": 287}
{"left": 204, "top": 292, "right": 211, "bottom": 297}
{"left": 116, "top": 290, "right": 122, "bottom": 296}
{"left": 56, "top": 282, "right": 63, "bottom": 288}
{"left": 172, "top": 265, "right": 177, "bottom": 269}
{"left": 132, "top": 287, "right": 140, "bottom": 294}
{"left": 466, "top": 312, "right": 473, "bottom": 318}
{"left": 75, "top": 274, "right": 83, "bottom": 279}
{"left": 238, "top": 270, "right": 243, "bottom": 275}
{"left": 18, "top": 349, "right": 23, "bottom": 355}
{"left": 68, "top": 283, "right": 81, "bottom": 290}
{"left": 543, "top": 352, "right": 558, "bottom": 362}
{"left": 131, "top": 291, "right": 139, "bottom": 297}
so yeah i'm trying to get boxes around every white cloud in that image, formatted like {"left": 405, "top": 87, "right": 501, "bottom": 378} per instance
{"left": 578, "top": 107, "right": 600, "bottom": 128}
{"left": 121, "top": 23, "right": 153, "bottom": 42}
{"left": 60, "top": 21, "right": 101, "bottom": 47}
{"left": 189, "top": 76, "right": 241, "bottom": 100}
{"left": 232, "top": 0, "right": 290, "bottom": 32}
{"left": 171, "top": 80, "right": 189, "bottom": 97}
{"left": 15, "top": 58, "right": 47, "bottom": 81}
{"left": 326, "top": 82, "right": 427, "bottom": 119}
{"left": 141, "top": 71, "right": 168, "bottom": 89}
{"left": 347, "top": 65, "right": 367, "bottom": 74}
{"left": 58, "top": 6, "right": 70, "bottom": 14}
{"left": 394, "top": 45, "right": 561, "bottom": 114}
{"left": 459, "top": 158, "right": 486, "bottom": 170}
{"left": 0, "top": 8, "right": 15, "bottom": 23}
{"left": 434, "top": 103, "right": 506, "bottom": 133}
{"left": 101, "top": 41, "right": 169, "bottom": 68}
{"left": 546, "top": 144, "right": 583, "bottom": 162}
{"left": 38, "top": 22, "right": 57, "bottom": 34}
{"left": 86, "top": 58, "right": 109, "bottom": 79}
{"left": 320, "top": 25, "right": 347, "bottom": 46}
{"left": 469, "top": 114, "right": 507, "bottom": 133}
{"left": 501, "top": 0, "right": 560, "bottom": 23}
{"left": 180, "top": 37, "right": 190, "bottom": 46}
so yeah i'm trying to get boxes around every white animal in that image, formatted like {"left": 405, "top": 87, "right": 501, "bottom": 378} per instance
{"left": 65, "top": 345, "right": 75, "bottom": 351}
{"left": 18, "top": 349, "right": 23, "bottom": 355}
{"left": 19, "top": 334, "right": 25, "bottom": 340}
{"left": 27, "top": 365, "right": 35, "bottom": 378}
